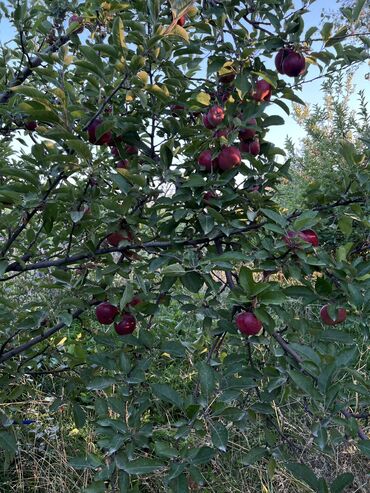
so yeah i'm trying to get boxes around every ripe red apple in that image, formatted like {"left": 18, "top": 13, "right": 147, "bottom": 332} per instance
{"left": 114, "top": 313, "right": 136, "bottom": 335}
{"left": 239, "top": 118, "right": 257, "bottom": 141}
{"left": 275, "top": 48, "right": 294, "bottom": 74}
{"left": 282, "top": 51, "right": 305, "bottom": 77}
{"left": 25, "top": 121, "right": 37, "bottom": 131}
{"left": 298, "top": 229, "right": 319, "bottom": 247}
{"left": 203, "top": 113, "right": 216, "bottom": 129}
{"left": 218, "top": 146, "right": 241, "bottom": 171}
{"left": 207, "top": 106, "right": 225, "bottom": 127}
{"left": 117, "top": 160, "right": 129, "bottom": 169}
{"left": 177, "top": 15, "right": 186, "bottom": 27}
{"left": 87, "top": 118, "right": 112, "bottom": 145}
{"left": 69, "top": 14, "right": 84, "bottom": 34}
{"left": 214, "top": 128, "right": 230, "bottom": 138}
{"left": 125, "top": 144, "right": 138, "bottom": 155}
{"left": 236, "top": 312, "right": 262, "bottom": 335}
{"left": 198, "top": 149, "right": 218, "bottom": 171}
{"left": 219, "top": 72, "right": 235, "bottom": 84}
{"left": 96, "top": 302, "right": 119, "bottom": 325}
{"left": 320, "top": 304, "right": 347, "bottom": 326}
{"left": 252, "top": 80, "right": 272, "bottom": 102}
{"left": 128, "top": 295, "right": 142, "bottom": 307}
{"left": 248, "top": 139, "right": 260, "bottom": 156}
{"left": 107, "top": 231, "right": 132, "bottom": 246}
{"left": 111, "top": 146, "right": 119, "bottom": 158}
{"left": 203, "top": 190, "right": 217, "bottom": 204}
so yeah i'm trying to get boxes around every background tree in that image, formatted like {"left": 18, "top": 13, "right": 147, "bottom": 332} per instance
{"left": 0, "top": 1, "right": 369, "bottom": 492}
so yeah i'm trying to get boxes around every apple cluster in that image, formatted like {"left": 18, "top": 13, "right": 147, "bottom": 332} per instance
{"left": 95, "top": 296, "right": 142, "bottom": 335}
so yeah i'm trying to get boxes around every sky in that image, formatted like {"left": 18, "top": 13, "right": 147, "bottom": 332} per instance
{"left": 0, "top": 0, "right": 368, "bottom": 150}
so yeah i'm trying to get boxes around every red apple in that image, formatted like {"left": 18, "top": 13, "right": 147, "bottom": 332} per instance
{"left": 177, "top": 15, "right": 186, "bottom": 27}
{"left": 198, "top": 149, "right": 218, "bottom": 171}
{"left": 117, "top": 160, "right": 129, "bottom": 169}
{"left": 298, "top": 229, "right": 319, "bottom": 247}
{"left": 114, "top": 313, "right": 136, "bottom": 335}
{"left": 239, "top": 118, "right": 257, "bottom": 141}
{"left": 25, "top": 121, "right": 37, "bottom": 131}
{"left": 236, "top": 312, "right": 262, "bottom": 335}
{"left": 111, "top": 146, "right": 119, "bottom": 158}
{"left": 252, "top": 80, "right": 272, "bottom": 102}
{"left": 219, "top": 72, "right": 235, "bottom": 84}
{"left": 282, "top": 52, "right": 305, "bottom": 77}
{"left": 320, "top": 304, "right": 347, "bottom": 326}
{"left": 203, "top": 190, "right": 217, "bottom": 204}
{"left": 207, "top": 106, "right": 225, "bottom": 127}
{"left": 125, "top": 144, "right": 138, "bottom": 155}
{"left": 203, "top": 113, "right": 216, "bottom": 129}
{"left": 128, "top": 295, "right": 142, "bottom": 307}
{"left": 87, "top": 118, "right": 112, "bottom": 145}
{"left": 69, "top": 14, "right": 84, "bottom": 34}
{"left": 107, "top": 231, "right": 132, "bottom": 247}
{"left": 218, "top": 146, "right": 241, "bottom": 171}
{"left": 96, "top": 302, "right": 119, "bottom": 325}
{"left": 275, "top": 48, "right": 294, "bottom": 74}
{"left": 248, "top": 139, "right": 260, "bottom": 156}
{"left": 214, "top": 128, "right": 230, "bottom": 138}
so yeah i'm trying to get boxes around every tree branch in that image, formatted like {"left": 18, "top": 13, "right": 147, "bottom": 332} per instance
{"left": 2, "top": 195, "right": 364, "bottom": 278}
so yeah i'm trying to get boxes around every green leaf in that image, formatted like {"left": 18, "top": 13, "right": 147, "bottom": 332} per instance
{"left": 338, "top": 215, "right": 353, "bottom": 236}
{"left": 319, "top": 329, "right": 354, "bottom": 345}
{"left": 112, "top": 16, "right": 127, "bottom": 50}
{"left": 198, "top": 361, "right": 215, "bottom": 398}
{"left": 352, "top": 0, "right": 366, "bottom": 21}
{"left": 189, "top": 446, "right": 216, "bottom": 465}
{"left": 287, "top": 370, "right": 321, "bottom": 400}
{"left": 239, "top": 267, "right": 256, "bottom": 294}
{"left": 86, "top": 377, "right": 116, "bottom": 390}
{"left": 261, "top": 208, "right": 286, "bottom": 227}
{"left": 162, "top": 263, "right": 186, "bottom": 276}
{"left": 240, "top": 447, "right": 267, "bottom": 466}
{"left": 120, "top": 283, "right": 134, "bottom": 311}
{"left": 69, "top": 454, "right": 102, "bottom": 470}
{"left": 358, "top": 440, "right": 370, "bottom": 457}
{"left": 151, "top": 383, "right": 183, "bottom": 408}
{"left": 122, "top": 458, "right": 165, "bottom": 475}
{"left": 286, "top": 462, "right": 318, "bottom": 491}
{"left": 262, "top": 115, "right": 285, "bottom": 126}
{"left": 0, "top": 431, "right": 17, "bottom": 454}
{"left": 154, "top": 441, "right": 178, "bottom": 458}
{"left": 315, "top": 277, "right": 332, "bottom": 297}
{"left": 199, "top": 214, "right": 214, "bottom": 234}
{"left": 330, "top": 473, "right": 354, "bottom": 493}
{"left": 181, "top": 272, "right": 204, "bottom": 293}
{"left": 160, "top": 144, "right": 173, "bottom": 167}
{"left": 211, "top": 422, "right": 228, "bottom": 452}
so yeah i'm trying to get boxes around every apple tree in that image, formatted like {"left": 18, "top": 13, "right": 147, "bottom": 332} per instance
{"left": 0, "top": 0, "right": 369, "bottom": 491}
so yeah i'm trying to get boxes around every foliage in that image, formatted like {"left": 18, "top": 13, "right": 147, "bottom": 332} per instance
{"left": 0, "top": 1, "right": 369, "bottom": 492}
